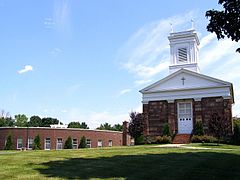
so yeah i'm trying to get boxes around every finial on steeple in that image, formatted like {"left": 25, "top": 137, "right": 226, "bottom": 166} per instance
{"left": 170, "top": 23, "right": 174, "bottom": 33}
{"left": 191, "top": 19, "right": 195, "bottom": 30}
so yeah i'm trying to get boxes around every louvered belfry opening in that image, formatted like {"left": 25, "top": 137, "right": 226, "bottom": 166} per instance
{"left": 178, "top": 47, "right": 187, "bottom": 62}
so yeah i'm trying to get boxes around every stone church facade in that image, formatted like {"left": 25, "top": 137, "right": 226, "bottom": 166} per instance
{"left": 140, "top": 30, "right": 234, "bottom": 139}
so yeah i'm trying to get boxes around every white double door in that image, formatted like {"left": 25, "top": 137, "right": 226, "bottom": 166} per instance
{"left": 178, "top": 102, "right": 193, "bottom": 134}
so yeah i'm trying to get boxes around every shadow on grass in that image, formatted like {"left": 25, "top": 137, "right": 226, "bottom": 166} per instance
{"left": 34, "top": 152, "right": 240, "bottom": 180}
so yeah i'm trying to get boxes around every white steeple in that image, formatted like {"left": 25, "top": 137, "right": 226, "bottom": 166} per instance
{"left": 168, "top": 29, "right": 200, "bottom": 74}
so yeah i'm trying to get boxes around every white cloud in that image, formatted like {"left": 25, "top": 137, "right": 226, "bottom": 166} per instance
{"left": 66, "top": 84, "right": 82, "bottom": 96}
{"left": 117, "top": 11, "right": 197, "bottom": 86}
{"left": 18, "top": 65, "right": 33, "bottom": 74}
{"left": 49, "top": 48, "right": 62, "bottom": 56}
{"left": 44, "top": 17, "right": 55, "bottom": 29}
{"left": 134, "top": 79, "right": 153, "bottom": 86}
{"left": 53, "top": 0, "right": 71, "bottom": 33}
{"left": 66, "top": 108, "right": 129, "bottom": 129}
{"left": 199, "top": 33, "right": 216, "bottom": 49}
{"left": 119, "top": 89, "right": 132, "bottom": 95}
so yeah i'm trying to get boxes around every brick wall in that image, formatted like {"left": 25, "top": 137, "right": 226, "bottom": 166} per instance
{"left": 0, "top": 128, "right": 129, "bottom": 150}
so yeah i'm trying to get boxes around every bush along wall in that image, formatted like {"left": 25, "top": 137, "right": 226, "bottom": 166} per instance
{"left": 232, "top": 119, "right": 240, "bottom": 145}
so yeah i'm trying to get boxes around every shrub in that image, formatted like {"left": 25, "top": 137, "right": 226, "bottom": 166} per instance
{"left": 135, "top": 135, "right": 145, "bottom": 145}
{"left": 4, "top": 134, "right": 13, "bottom": 150}
{"left": 232, "top": 120, "right": 240, "bottom": 145}
{"left": 163, "top": 123, "right": 171, "bottom": 136}
{"left": 192, "top": 121, "right": 204, "bottom": 136}
{"left": 191, "top": 135, "right": 218, "bottom": 143}
{"left": 79, "top": 136, "right": 87, "bottom": 148}
{"left": 156, "top": 135, "right": 172, "bottom": 144}
{"left": 33, "top": 134, "right": 41, "bottom": 150}
{"left": 64, "top": 136, "right": 73, "bottom": 149}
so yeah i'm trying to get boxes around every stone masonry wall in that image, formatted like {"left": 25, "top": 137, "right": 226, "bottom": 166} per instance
{"left": 143, "top": 97, "right": 233, "bottom": 137}
{"left": 146, "top": 101, "right": 168, "bottom": 136}
{"left": 200, "top": 97, "right": 232, "bottom": 135}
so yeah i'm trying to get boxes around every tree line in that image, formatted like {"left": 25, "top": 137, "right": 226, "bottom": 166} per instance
{"left": 0, "top": 110, "right": 123, "bottom": 131}
{"left": 0, "top": 112, "right": 63, "bottom": 128}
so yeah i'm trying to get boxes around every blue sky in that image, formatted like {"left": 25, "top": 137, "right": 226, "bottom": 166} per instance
{"left": 0, "top": 0, "right": 239, "bottom": 128}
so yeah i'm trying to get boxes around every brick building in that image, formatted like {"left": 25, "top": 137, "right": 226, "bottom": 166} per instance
{"left": 140, "top": 30, "right": 234, "bottom": 143}
{"left": 0, "top": 123, "right": 131, "bottom": 150}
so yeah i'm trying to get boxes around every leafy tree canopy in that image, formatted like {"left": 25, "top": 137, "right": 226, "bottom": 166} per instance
{"left": 15, "top": 114, "right": 28, "bottom": 127}
{"left": 97, "top": 123, "right": 113, "bottom": 130}
{"left": 206, "top": 0, "right": 240, "bottom": 52}
{"left": 128, "top": 111, "right": 143, "bottom": 140}
{"left": 41, "top": 117, "right": 60, "bottom": 127}
{"left": 68, "top": 122, "right": 89, "bottom": 129}
{"left": 29, "top": 116, "right": 42, "bottom": 127}
{"left": 96, "top": 123, "right": 123, "bottom": 131}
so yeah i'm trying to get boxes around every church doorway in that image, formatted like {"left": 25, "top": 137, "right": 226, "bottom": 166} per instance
{"left": 177, "top": 102, "right": 193, "bottom": 134}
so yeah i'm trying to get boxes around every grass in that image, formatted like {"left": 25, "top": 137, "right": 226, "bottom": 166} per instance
{"left": 0, "top": 145, "right": 240, "bottom": 179}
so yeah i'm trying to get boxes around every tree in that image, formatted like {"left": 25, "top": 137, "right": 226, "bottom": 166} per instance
{"left": 79, "top": 122, "right": 89, "bottom": 129}
{"left": 33, "top": 134, "right": 41, "bottom": 150}
{"left": 209, "top": 112, "right": 231, "bottom": 144}
{"left": 79, "top": 136, "right": 87, "bottom": 148}
{"left": 4, "top": 134, "right": 13, "bottom": 150}
{"left": 206, "top": 0, "right": 240, "bottom": 52}
{"left": 0, "top": 117, "right": 14, "bottom": 127}
{"left": 112, "top": 124, "right": 123, "bottom": 132}
{"left": 97, "top": 123, "right": 113, "bottom": 130}
{"left": 41, "top": 117, "right": 60, "bottom": 127}
{"left": 0, "top": 110, "right": 14, "bottom": 127}
{"left": 29, "top": 116, "right": 42, "bottom": 127}
{"left": 68, "top": 122, "right": 89, "bottom": 129}
{"left": 64, "top": 136, "right": 73, "bottom": 149}
{"left": 128, "top": 112, "right": 144, "bottom": 144}
{"left": 15, "top": 114, "right": 28, "bottom": 127}
{"left": 68, "top": 121, "right": 81, "bottom": 128}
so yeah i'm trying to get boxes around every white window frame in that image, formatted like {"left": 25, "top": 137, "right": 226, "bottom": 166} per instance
{"left": 86, "top": 139, "right": 91, "bottom": 148}
{"left": 97, "top": 140, "right": 103, "bottom": 148}
{"left": 177, "top": 102, "right": 192, "bottom": 118}
{"left": 28, "top": 138, "right": 33, "bottom": 150}
{"left": 56, "top": 138, "right": 63, "bottom": 150}
{"left": 17, "top": 138, "right": 23, "bottom": 150}
{"left": 72, "top": 139, "right": 78, "bottom": 149}
{"left": 108, "top": 140, "right": 112, "bottom": 147}
{"left": 45, "top": 138, "right": 51, "bottom": 150}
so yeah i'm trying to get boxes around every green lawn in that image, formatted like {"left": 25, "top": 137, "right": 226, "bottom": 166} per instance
{"left": 0, "top": 145, "right": 240, "bottom": 180}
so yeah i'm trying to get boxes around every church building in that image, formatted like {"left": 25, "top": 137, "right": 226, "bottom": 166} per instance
{"left": 140, "top": 30, "right": 234, "bottom": 143}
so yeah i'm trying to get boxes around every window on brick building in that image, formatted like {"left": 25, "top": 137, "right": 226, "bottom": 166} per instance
{"left": 17, "top": 138, "right": 23, "bottom": 150}
{"left": 98, "top": 140, "right": 103, "bottom": 147}
{"left": 72, "top": 139, "right": 78, "bottom": 149}
{"left": 28, "top": 138, "right": 33, "bottom": 150}
{"left": 56, "top": 138, "right": 63, "bottom": 150}
{"left": 108, "top": 140, "right": 112, "bottom": 147}
{"left": 45, "top": 138, "right": 51, "bottom": 150}
{"left": 86, "top": 139, "right": 91, "bottom": 148}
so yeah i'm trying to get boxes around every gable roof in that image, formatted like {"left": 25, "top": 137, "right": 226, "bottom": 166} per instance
{"left": 140, "top": 68, "right": 234, "bottom": 102}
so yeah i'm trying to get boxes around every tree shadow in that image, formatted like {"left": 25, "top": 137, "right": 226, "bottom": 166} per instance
{"left": 34, "top": 152, "right": 240, "bottom": 180}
